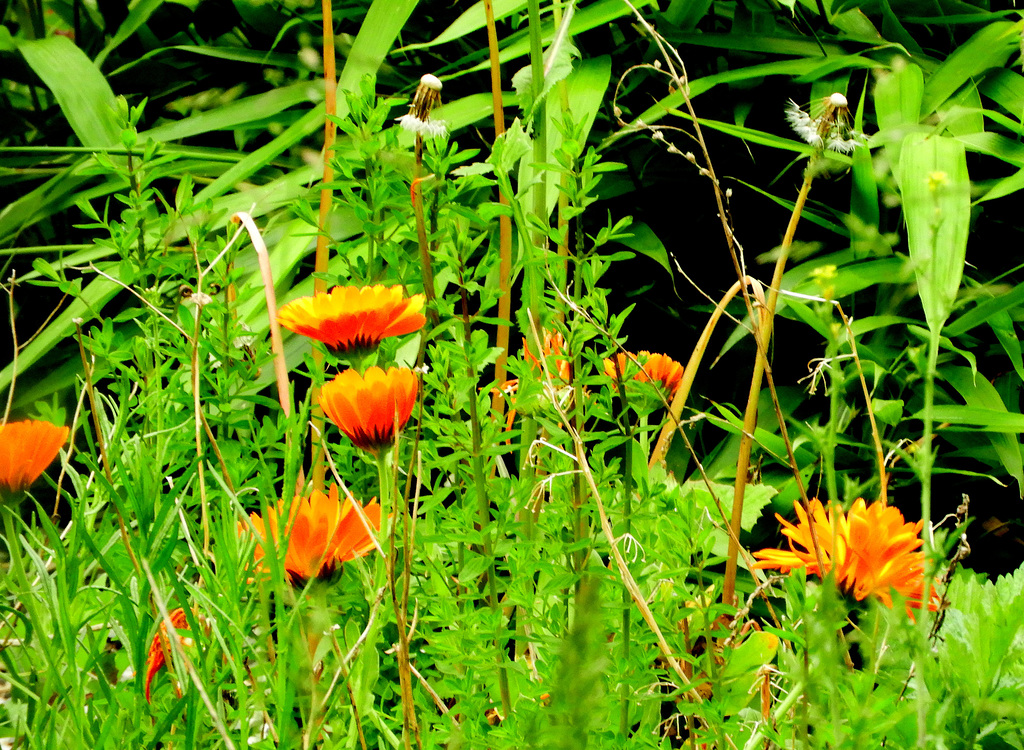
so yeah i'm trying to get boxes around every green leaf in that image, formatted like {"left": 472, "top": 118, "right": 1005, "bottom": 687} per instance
{"left": 17, "top": 36, "right": 121, "bottom": 148}
{"left": 0, "top": 276, "right": 121, "bottom": 405}
{"left": 871, "top": 398, "right": 904, "bottom": 427}
{"left": 678, "top": 479, "right": 777, "bottom": 533}
{"left": 398, "top": 0, "right": 527, "bottom": 51}
{"left": 946, "top": 282, "right": 1024, "bottom": 336}
{"left": 915, "top": 405, "right": 1024, "bottom": 433}
{"left": 897, "top": 133, "right": 970, "bottom": 333}
{"left": 93, "top": 0, "right": 165, "bottom": 68}
{"left": 921, "top": 20, "right": 1021, "bottom": 116}
{"left": 989, "top": 311, "right": 1024, "bottom": 383}
{"left": 511, "top": 3, "right": 578, "bottom": 119}
{"left": 616, "top": 221, "right": 670, "bottom": 276}
{"left": 141, "top": 82, "right": 322, "bottom": 143}
{"left": 337, "top": 0, "right": 419, "bottom": 99}
{"left": 942, "top": 366, "right": 1023, "bottom": 498}
{"left": 874, "top": 61, "right": 926, "bottom": 174}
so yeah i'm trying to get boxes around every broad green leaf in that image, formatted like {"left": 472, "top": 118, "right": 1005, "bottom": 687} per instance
{"left": 873, "top": 61, "right": 924, "bottom": 166}
{"left": 193, "top": 108, "right": 323, "bottom": 204}
{"left": 518, "top": 55, "right": 613, "bottom": 219}
{"left": 897, "top": 133, "right": 969, "bottom": 333}
{"left": 916, "top": 405, "right": 1024, "bottom": 432}
{"left": 943, "top": 366, "right": 1023, "bottom": 497}
{"left": 979, "top": 68, "right": 1024, "bottom": 120}
{"left": 616, "top": 221, "right": 670, "bottom": 276}
{"left": 663, "top": 0, "right": 714, "bottom": 28}
{"left": 939, "top": 82, "right": 984, "bottom": 137}
{"left": 921, "top": 20, "right": 1021, "bottom": 116}
{"left": 17, "top": 36, "right": 121, "bottom": 148}
{"left": 337, "top": 0, "right": 419, "bottom": 100}
{"left": 958, "top": 131, "right": 1024, "bottom": 167}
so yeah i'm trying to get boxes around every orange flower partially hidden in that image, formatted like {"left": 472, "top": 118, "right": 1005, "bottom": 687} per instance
{"left": 277, "top": 285, "right": 425, "bottom": 354}
{"left": 144, "top": 607, "right": 192, "bottom": 702}
{"left": 244, "top": 485, "right": 381, "bottom": 585}
{"left": 522, "top": 330, "right": 572, "bottom": 383}
{"left": 603, "top": 351, "right": 684, "bottom": 400}
{"left": 753, "top": 498, "right": 939, "bottom": 617}
{"left": 320, "top": 367, "right": 418, "bottom": 454}
{"left": 0, "top": 420, "right": 70, "bottom": 493}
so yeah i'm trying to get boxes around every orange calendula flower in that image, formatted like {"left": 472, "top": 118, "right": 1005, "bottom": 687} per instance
{"left": 144, "top": 607, "right": 193, "bottom": 702}
{"left": 604, "top": 351, "right": 684, "bottom": 400}
{"left": 244, "top": 485, "right": 381, "bottom": 585}
{"left": 753, "top": 498, "right": 939, "bottom": 617}
{"left": 320, "top": 367, "right": 418, "bottom": 453}
{"left": 0, "top": 420, "right": 70, "bottom": 494}
{"left": 277, "top": 285, "right": 426, "bottom": 354}
{"left": 522, "top": 330, "right": 572, "bottom": 383}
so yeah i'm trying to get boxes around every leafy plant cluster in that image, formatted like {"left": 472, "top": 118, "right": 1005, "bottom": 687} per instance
{"left": 4, "top": 0, "right": 1024, "bottom": 748}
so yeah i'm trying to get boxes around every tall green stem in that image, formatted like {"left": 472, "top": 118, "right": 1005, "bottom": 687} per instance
{"left": 525, "top": 0, "right": 546, "bottom": 325}
{"left": 458, "top": 280, "right": 513, "bottom": 719}
{"left": 377, "top": 452, "right": 421, "bottom": 750}
{"left": 915, "top": 328, "right": 940, "bottom": 746}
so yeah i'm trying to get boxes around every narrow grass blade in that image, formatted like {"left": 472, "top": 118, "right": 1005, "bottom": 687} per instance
{"left": 943, "top": 366, "right": 1024, "bottom": 498}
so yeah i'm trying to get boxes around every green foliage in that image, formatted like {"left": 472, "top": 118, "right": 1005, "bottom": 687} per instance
{"left": 5, "top": 0, "right": 1024, "bottom": 747}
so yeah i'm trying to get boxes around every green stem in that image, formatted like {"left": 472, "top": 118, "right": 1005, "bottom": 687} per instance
{"left": 612, "top": 373, "right": 634, "bottom": 737}
{"left": 377, "top": 453, "right": 420, "bottom": 750}
{"left": 525, "top": 0, "right": 546, "bottom": 326}
{"left": 459, "top": 281, "right": 513, "bottom": 719}
{"left": 915, "top": 328, "right": 940, "bottom": 746}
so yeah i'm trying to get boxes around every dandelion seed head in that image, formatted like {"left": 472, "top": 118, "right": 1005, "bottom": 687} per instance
{"left": 420, "top": 74, "right": 442, "bottom": 92}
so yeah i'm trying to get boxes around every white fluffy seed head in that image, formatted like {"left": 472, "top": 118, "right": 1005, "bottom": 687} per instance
{"left": 829, "top": 92, "right": 848, "bottom": 108}
{"left": 420, "top": 74, "right": 442, "bottom": 91}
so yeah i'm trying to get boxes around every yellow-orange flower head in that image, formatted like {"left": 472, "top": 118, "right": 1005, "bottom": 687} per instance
{"left": 277, "top": 285, "right": 426, "bottom": 354}
{"left": 244, "top": 485, "right": 381, "bottom": 585}
{"left": 604, "top": 351, "right": 684, "bottom": 400}
{"left": 320, "top": 367, "right": 418, "bottom": 453}
{"left": 0, "top": 420, "right": 70, "bottom": 494}
{"left": 753, "top": 498, "right": 939, "bottom": 617}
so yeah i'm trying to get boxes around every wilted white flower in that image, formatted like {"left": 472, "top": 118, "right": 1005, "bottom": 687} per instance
{"left": 398, "top": 73, "right": 446, "bottom": 139}
{"left": 785, "top": 93, "right": 865, "bottom": 154}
